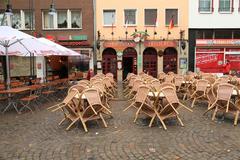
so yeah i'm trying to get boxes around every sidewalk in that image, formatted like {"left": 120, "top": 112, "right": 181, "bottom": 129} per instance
{"left": 0, "top": 82, "right": 240, "bottom": 159}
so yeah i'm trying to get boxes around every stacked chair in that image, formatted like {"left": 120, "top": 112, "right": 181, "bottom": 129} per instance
{"left": 48, "top": 73, "right": 116, "bottom": 132}
{"left": 123, "top": 72, "right": 193, "bottom": 130}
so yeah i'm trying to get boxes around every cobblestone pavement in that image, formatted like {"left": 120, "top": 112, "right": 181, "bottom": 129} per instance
{"left": 1, "top": 83, "right": 240, "bottom": 160}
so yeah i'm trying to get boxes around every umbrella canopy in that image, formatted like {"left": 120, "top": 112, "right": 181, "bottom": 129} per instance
{"left": 38, "top": 38, "right": 81, "bottom": 56}
{"left": 0, "top": 26, "right": 59, "bottom": 56}
{"left": 0, "top": 26, "right": 60, "bottom": 88}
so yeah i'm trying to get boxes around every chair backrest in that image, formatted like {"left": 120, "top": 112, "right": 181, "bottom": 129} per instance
{"left": 150, "top": 80, "right": 161, "bottom": 91}
{"left": 195, "top": 79, "right": 209, "bottom": 92}
{"left": 158, "top": 72, "right": 166, "bottom": 81}
{"left": 135, "top": 85, "right": 150, "bottom": 103}
{"left": 217, "top": 83, "right": 234, "bottom": 102}
{"left": 164, "top": 75, "right": 174, "bottom": 83}
{"left": 131, "top": 80, "right": 144, "bottom": 92}
{"left": 160, "top": 86, "right": 179, "bottom": 115}
{"left": 217, "top": 77, "right": 229, "bottom": 83}
{"left": 82, "top": 88, "right": 102, "bottom": 106}
{"left": 161, "top": 86, "right": 179, "bottom": 105}
{"left": 78, "top": 80, "right": 89, "bottom": 86}
{"left": 204, "top": 76, "right": 216, "bottom": 85}
{"left": 159, "top": 82, "right": 176, "bottom": 90}
{"left": 68, "top": 84, "right": 86, "bottom": 94}
{"left": 63, "top": 89, "right": 79, "bottom": 104}
{"left": 106, "top": 73, "right": 114, "bottom": 78}
{"left": 174, "top": 75, "right": 184, "bottom": 87}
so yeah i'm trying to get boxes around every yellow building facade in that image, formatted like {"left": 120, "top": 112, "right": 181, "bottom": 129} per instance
{"left": 96, "top": 0, "right": 189, "bottom": 80}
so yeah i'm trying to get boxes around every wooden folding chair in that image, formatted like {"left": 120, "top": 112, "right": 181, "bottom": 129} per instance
{"left": 189, "top": 79, "right": 209, "bottom": 108}
{"left": 150, "top": 86, "right": 192, "bottom": 130}
{"left": 79, "top": 88, "right": 112, "bottom": 132}
{"left": 204, "top": 83, "right": 240, "bottom": 125}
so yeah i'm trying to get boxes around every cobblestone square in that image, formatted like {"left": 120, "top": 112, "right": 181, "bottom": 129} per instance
{"left": 1, "top": 83, "right": 240, "bottom": 160}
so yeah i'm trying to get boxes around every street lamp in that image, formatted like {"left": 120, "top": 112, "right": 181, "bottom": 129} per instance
{"left": 49, "top": 0, "right": 56, "bottom": 15}
{"left": 5, "top": 0, "right": 13, "bottom": 16}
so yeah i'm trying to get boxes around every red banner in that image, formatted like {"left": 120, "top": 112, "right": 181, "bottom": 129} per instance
{"left": 225, "top": 54, "right": 240, "bottom": 72}
{"left": 196, "top": 53, "right": 224, "bottom": 73}
{"left": 144, "top": 41, "right": 177, "bottom": 48}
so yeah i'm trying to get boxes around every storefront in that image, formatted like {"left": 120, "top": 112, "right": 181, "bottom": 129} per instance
{"left": 98, "top": 40, "right": 187, "bottom": 81}
{"left": 195, "top": 39, "right": 240, "bottom": 74}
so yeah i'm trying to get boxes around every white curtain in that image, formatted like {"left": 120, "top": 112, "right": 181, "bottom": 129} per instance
{"left": 57, "top": 11, "right": 67, "bottom": 28}
{"left": 71, "top": 11, "right": 81, "bottom": 28}
{"left": 12, "top": 12, "right": 21, "bottom": 29}
{"left": 44, "top": 12, "right": 54, "bottom": 29}
{"left": 124, "top": 9, "right": 136, "bottom": 25}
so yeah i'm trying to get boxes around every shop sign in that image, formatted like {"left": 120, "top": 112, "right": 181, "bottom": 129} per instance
{"left": 103, "top": 41, "right": 136, "bottom": 51}
{"left": 196, "top": 48, "right": 224, "bottom": 53}
{"left": 58, "top": 41, "right": 90, "bottom": 47}
{"left": 144, "top": 41, "right": 177, "bottom": 48}
{"left": 196, "top": 39, "right": 240, "bottom": 47}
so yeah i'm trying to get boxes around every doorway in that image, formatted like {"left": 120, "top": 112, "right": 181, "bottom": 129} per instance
{"left": 143, "top": 47, "right": 158, "bottom": 77}
{"left": 163, "top": 47, "right": 178, "bottom": 74}
{"left": 122, "top": 47, "right": 137, "bottom": 80}
{"left": 102, "top": 48, "right": 117, "bottom": 79}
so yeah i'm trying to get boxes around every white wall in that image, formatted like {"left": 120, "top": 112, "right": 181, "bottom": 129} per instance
{"left": 189, "top": 0, "right": 240, "bottom": 28}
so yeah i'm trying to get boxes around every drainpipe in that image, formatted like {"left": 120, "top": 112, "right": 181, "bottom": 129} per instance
{"left": 93, "top": 0, "right": 97, "bottom": 74}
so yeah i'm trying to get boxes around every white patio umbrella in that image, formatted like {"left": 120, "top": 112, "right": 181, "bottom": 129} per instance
{"left": 0, "top": 26, "right": 59, "bottom": 89}
{"left": 38, "top": 37, "right": 81, "bottom": 56}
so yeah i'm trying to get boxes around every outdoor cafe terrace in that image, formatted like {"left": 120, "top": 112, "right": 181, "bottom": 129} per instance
{"left": 1, "top": 72, "right": 240, "bottom": 159}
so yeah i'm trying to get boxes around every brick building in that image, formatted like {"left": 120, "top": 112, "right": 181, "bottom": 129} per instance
{"left": 0, "top": 0, "right": 94, "bottom": 80}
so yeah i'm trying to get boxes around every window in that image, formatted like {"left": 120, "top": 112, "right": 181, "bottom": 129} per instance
{"left": 42, "top": 10, "right": 82, "bottom": 29}
{"left": 103, "top": 10, "right": 115, "bottom": 26}
{"left": 219, "top": 0, "right": 232, "bottom": 12}
{"left": 215, "top": 30, "right": 232, "bottom": 38}
{"left": 24, "top": 11, "right": 35, "bottom": 30}
{"left": 165, "top": 9, "right": 178, "bottom": 26}
{"left": 71, "top": 10, "right": 82, "bottom": 28}
{"left": 124, "top": 9, "right": 136, "bottom": 25}
{"left": 204, "top": 30, "right": 214, "bottom": 38}
{"left": 43, "top": 11, "right": 54, "bottom": 29}
{"left": 57, "top": 11, "right": 67, "bottom": 28}
{"left": 199, "top": 0, "right": 212, "bottom": 12}
{"left": 233, "top": 30, "right": 240, "bottom": 38}
{"left": 144, "top": 9, "right": 157, "bottom": 26}
{"left": 11, "top": 11, "right": 21, "bottom": 29}
{"left": 196, "top": 30, "right": 204, "bottom": 39}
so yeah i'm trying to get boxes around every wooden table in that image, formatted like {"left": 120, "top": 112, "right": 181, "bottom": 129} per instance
{"left": 0, "top": 87, "right": 30, "bottom": 114}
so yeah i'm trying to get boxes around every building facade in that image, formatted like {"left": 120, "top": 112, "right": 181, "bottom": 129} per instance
{"left": 96, "top": 0, "right": 189, "bottom": 81}
{"left": 189, "top": 0, "right": 240, "bottom": 74}
{"left": 0, "top": 0, "right": 94, "bottom": 80}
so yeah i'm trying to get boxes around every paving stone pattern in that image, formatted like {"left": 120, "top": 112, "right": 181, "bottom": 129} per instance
{"left": 1, "top": 83, "right": 240, "bottom": 160}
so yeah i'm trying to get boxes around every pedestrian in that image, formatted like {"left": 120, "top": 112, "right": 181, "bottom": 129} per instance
{"left": 87, "top": 68, "right": 94, "bottom": 80}
{"left": 223, "top": 60, "right": 231, "bottom": 75}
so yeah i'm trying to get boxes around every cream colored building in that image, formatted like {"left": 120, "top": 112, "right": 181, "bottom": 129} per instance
{"left": 96, "top": 0, "right": 189, "bottom": 80}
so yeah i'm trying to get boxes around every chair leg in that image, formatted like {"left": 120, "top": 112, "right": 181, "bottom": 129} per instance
{"left": 234, "top": 111, "right": 239, "bottom": 126}
{"left": 149, "top": 114, "right": 156, "bottom": 127}
{"left": 100, "top": 113, "right": 107, "bottom": 128}
{"left": 58, "top": 118, "right": 67, "bottom": 125}
{"left": 79, "top": 117, "right": 88, "bottom": 132}
{"left": 123, "top": 102, "right": 135, "bottom": 111}
{"left": 176, "top": 115, "right": 184, "bottom": 127}
{"left": 191, "top": 98, "right": 196, "bottom": 108}
{"left": 211, "top": 107, "right": 218, "bottom": 121}
{"left": 66, "top": 119, "right": 79, "bottom": 131}
{"left": 156, "top": 113, "right": 167, "bottom": 130}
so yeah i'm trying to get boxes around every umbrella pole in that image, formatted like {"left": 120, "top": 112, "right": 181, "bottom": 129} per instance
{"left": 5, "top": 46, "right": 10, "bottom": 89}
